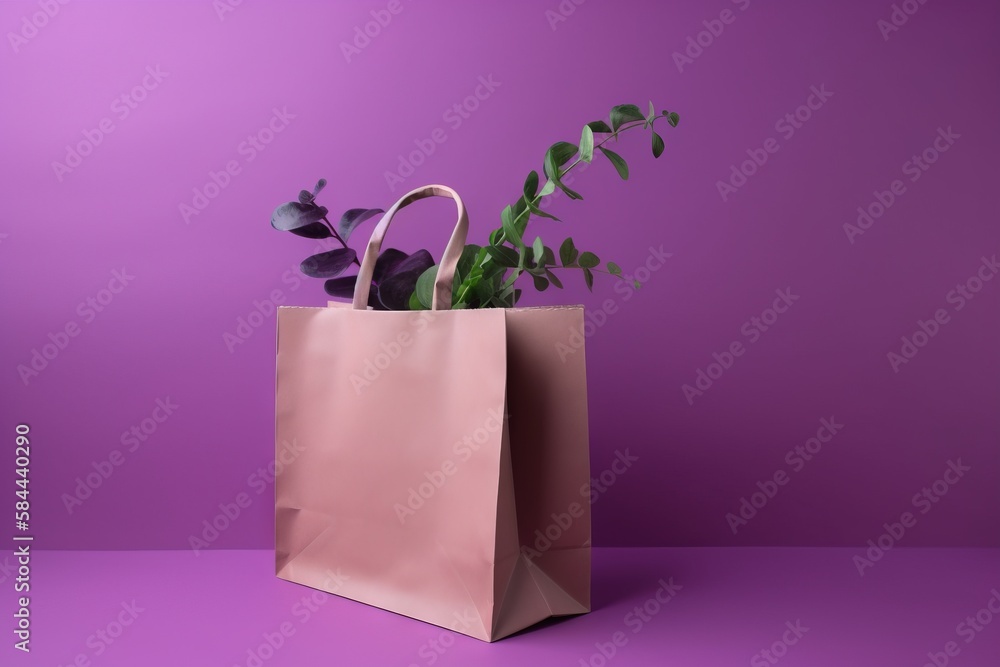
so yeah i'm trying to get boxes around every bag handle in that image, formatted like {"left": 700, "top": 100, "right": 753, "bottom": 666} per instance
{"left": 352, "top": 184, "right": 469, "bottom": 311}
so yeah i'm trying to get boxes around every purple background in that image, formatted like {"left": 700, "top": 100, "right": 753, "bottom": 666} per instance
{"left": 2, "top": 0, "right": 998, "bottom": 551}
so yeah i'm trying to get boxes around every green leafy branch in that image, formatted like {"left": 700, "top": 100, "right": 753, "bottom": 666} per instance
{"left": 410, "top": 103, "right": 679, "bottom": 309}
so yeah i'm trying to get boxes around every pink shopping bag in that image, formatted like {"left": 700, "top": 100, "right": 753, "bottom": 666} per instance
{"left": 275, "top": 184, "right": 591, "bottom": 641}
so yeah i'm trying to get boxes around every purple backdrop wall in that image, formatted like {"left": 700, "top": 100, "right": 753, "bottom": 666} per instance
{"left": 2, "top": 0, "right": 997, "bottom": 550}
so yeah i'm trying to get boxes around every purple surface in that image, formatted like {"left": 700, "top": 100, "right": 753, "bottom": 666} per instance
{"left": 16, "top": 548, "right": 1000, "bottom": 665}
{"left": 2, "top": 0, "right": 999, "bottom": 550}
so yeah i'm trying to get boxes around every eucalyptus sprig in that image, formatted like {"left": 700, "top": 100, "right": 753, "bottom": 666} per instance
{"left": 270, "top": 102, "right": 679, "bottom": 310}
{"left": 409, "top": 102, "right": 679, "bottom": 309}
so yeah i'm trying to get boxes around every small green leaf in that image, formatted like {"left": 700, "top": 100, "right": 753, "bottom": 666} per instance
{"left": 583, "top": 267, "right": 594, "bottom": 291}
{"left": 598, "top": 146, "right": 629, "bottom": 180}
{"left": 501, "top": 267, "right": 521, "bottom": 289}
{"left": 512, "top": 196, "right": 528, "bottom": 225}
{"left": 666, "top": 111, "right": 679, "bottom": 127}
{"left": 486, "top": 244, "right": 520, "bottom": 268}
{"left": 579, "top": 251, "right": 600, "bottom": 268}
{"left": 579, "top": 125, "right": 594, "bottom": 163}
{"left": 539, "top": 180, "right": 556, "bottom": 196}
{"left": 523, "top": 170, "right": 539, "bottom": 201}
{"left": 543, "top": 144, "right": 583, "bottom": 200}
{"left": 415, "top": 265, "right": 437, "bottom": 309}
{"left": 543, "top": 148, "right": 560, "bottom": 184}
{"left": 547, "top": 142, "right": 578, "bottom": 170}
{"left": 610, "top": 104, "right": 644, "bottom": 131}
{"left": 409, "top": 291, "right": 425, "bottom": 310}
{"left": 501, "top": 205, "right": 523, "bottom": 248}
{"left": 532, "top": 274, "right": 549, "bottom": 292}
{"left": 545, "top": 269, "right": 563, "bottom": 289}
{"left": 587, "top": 120, "right": 613, "bottom": 133}
{"left": 607, "top": 261, "right": 622, "bottom": 276}
{"left": 633, "top": 279, "right": 641, "bottom": 290}
{"left": 482, "top": 258, "right": 507, "bottom": 281}
{"left": 525, "top": 197, "right": 560, "bottom": 221}
{"left": 557, "top": 181, "right": 584, "bottom": 200}
{"left": 559, "top": 237, "right": 579, "bottom": 266}
{"left": 455, "top": 244, "right": 482, "bottom": 284}
{"left": 453, "top": 274, "right": 481, "bottom": 307}
{"left": 532, "top": 236, "right": 545, "bottom": 267}
{"left": 651, "top": 131, "right": 665, "bottom": 158}
{"left": 644, "top": 100, "right": 656, "bottom": 128}
{"left": 475, "top": 274, "right": 499, "bottom": 304}
{"left": 543, "top": 246, "right": 556, "bottom": 266}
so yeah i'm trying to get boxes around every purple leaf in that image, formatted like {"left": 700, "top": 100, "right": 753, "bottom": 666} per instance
{"left": 298, "top": 179, "right": 327, "bottom": 205}
{"left": 289, "top": 221, "right": 333, "bottom": 239}
{"left": 300, "top": 248, "right": 357, "bottom": 278}
{"left": 373, "top": 248, "right": 409, "bottom": 284}
{"left": 376, "top": 249, "right": 434, "bottom": 310}
{"left": 323, "top": 276, "right": 357, "bottom": 298}
{"left": 312, "top": 178, "right": 327, "bottom": 198}
{"left": 271, "top": 202, "right": 330, "bottom": 233}
{"left": 337, "top": 208, "right": 383, "bottom": 243}
{"left": 324, "top": 275, "right": 382, "bottom": 309}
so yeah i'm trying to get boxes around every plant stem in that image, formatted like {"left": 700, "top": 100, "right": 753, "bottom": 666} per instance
{"left": 504, "top": 119, "right": 648, "bottom": 238}
{"left": 321, "top": 215, "right": 362, "bottom": 266}
{"left": 474, "top": 118, "right": 653, "bottom": 306}
{"left": 559, "top": 119, "right": 647, "bottom": 183}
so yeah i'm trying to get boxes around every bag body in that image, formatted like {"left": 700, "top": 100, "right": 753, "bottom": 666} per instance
{"left": 275, "top": 185, "right": 590, "bottom": 641}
